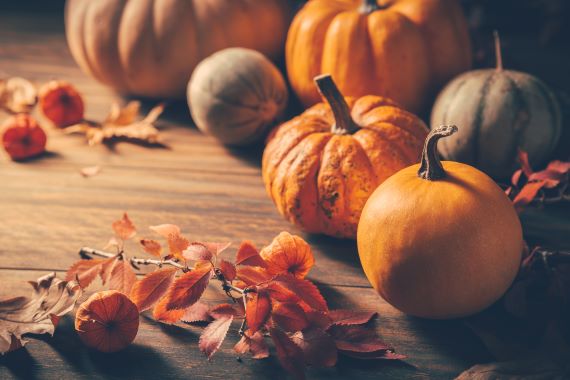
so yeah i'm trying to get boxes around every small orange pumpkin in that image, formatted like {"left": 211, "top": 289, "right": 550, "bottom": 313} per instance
{"left": 262, "top": 74, "right": 428, "bottom": 239}
{"left": 286, "top": 0, "right": 471, "bottom": 112}
{"left": 357, "top": 126, "right": 523, "bottom": 318}
{"left": 75, "top": 290, "right": 139, "bottom": 352}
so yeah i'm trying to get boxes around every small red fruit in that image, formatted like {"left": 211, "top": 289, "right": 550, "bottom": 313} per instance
{"left": 2, "top": 114, "right": 47, "bottom": 161}
{"left": 39, "top": 80, "right": 84, "bottom": 127}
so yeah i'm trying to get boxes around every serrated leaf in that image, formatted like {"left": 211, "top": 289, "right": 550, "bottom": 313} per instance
{"left": 183, "top": 243, "right": 212, "bottom": 261}
{"left": 140, "top": 239, "right": 162, "bottom": 257}
{"left": 112, "top": 212, "right": 136, "bottom": 240}
{"left": 167, "top": 233, "right": 190, "bottom": 260}
{"left": 262, "top": 282, "right": 301, "bottom": 304}
{"left": 328, "top": 310, "right": 377, "bottom": 326}
{"left": 203, "top": 242, "right": 231, "bottom": 256}
{"left": 152, "top": 296, "right": 184, "bottom": 324}
{"left": 130, "top": 267, "right": 177, "bottom": 312}
{"left": 305, "top": 310, "right": 333, "bottom": 330}
{"left": 199, "top": 316, "right": 233, "bottom": 360}
{"left": 181, "top": 301, "right": 212, "bottom": 323}
{"left": 209, "top": 303, "right": 239, "bottom": 319}
{"left": 108, "top": 258, "right": 137, "bottom": 295}
{"left": 272, "top": 303, "right": 308, "bottom": 332}
{"left": 291, "top": 327, "right": 338, "bottom": 367}
{"left": 235, "top": 241, "right": 266, "bottom": 267}
{"left": 234, "top": 331, "right": 269, "bottom": 359}
{"left": 65, "top": 259, "right": 105, "bottom": 289}
{"left": 270, "top": 327, "right": 306, "bottom": 380}
{"left": 236, "top": 266, "right": 272, "bottom": 286}
{"left": 328, "top": 325, "right": 390, "bottom": 353}
{"left": 165, "top": 264, "right": 212, "bottom": 310}
{"left": 149, "top": 224, "right": 181, "bottom": 238}
{"left": 246, "top": 291, "right": 271, "bottom": 334}
{"left": 273, "top": 274, "right": 328, "bottom": 312}
{"left": 218, "top": 260, "right": 236, "bottom": 282}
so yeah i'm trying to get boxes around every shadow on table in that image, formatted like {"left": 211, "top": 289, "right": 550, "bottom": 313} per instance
{"left": 0, "top": 347, "right": 39, "bottom": 380}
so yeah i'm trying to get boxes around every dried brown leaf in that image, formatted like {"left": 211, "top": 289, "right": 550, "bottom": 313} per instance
{"left": 130, "top": 267, "right": 177, "bottom": 312}
{"left": 273, "top": 274, "right": 328, "bottom": 312}
{"left": 270, "top": 327, "right": 306, "bottom": 380}
{"left": 328, "top": 310, "right": 377, "bottom": 326}
{"left": 108, "top": 258, "right": 137, "bottom": 295}
{"left": 140, "top": 238, "right": 162, "bottom": 257}
{"left": 272, "top": 303, "right": 308, "bottom": 332}
{"left": 79, "top": 165, "right": 100, "bottom": 178}
{"left": 209, "top": 303, "right": 239, "bottom": 319}
{"left": 291, "top": 327, "right": 338, "bottom": 367}
{"left": 0, "top": 77, "right": 37, "bottom": 113}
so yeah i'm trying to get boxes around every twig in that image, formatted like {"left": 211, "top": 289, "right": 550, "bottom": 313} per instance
{"left": 79, "top": 247, "right": 187, "bottom": 271}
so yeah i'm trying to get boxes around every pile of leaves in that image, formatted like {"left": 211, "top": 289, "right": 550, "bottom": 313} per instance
{"left": 67, "top": 213, "right": 404, "bottom": 379}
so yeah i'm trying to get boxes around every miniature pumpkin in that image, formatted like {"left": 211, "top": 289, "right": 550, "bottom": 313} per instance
{"left": 262, "top": 74, "right": 428, "bottom": 239}
{"left": 431, "top": 32, "right": 562, "bottom": 179}
{"left": 286, "top": 0, "right": 471, "bottom": 112}
{"left": 65, "top": 0, "right": 292, "bottom": 98}
{"left": 75, "top": 290, "right": 139, "bottom": 352}
{"left": 357, "top": 126, "right": 523, "bottom": 319}
{"left": 188, "top": 48, "right": 288, "bottom": 146}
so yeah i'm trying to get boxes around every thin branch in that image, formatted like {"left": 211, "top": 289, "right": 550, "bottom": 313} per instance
{"left": 79, "top": 247, "right": 187, "bottom": 271}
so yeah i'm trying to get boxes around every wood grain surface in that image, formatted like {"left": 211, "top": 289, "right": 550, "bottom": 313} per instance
{"left": 0, "top": 10, "right": 553, "bottom": 380}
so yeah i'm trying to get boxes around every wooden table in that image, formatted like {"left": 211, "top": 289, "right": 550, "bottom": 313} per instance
{"left": 0, "top": 11, "right": 536, "bottom": 380}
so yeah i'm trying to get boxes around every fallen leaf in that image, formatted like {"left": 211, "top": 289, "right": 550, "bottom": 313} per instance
{"left": 112, "top": 212, "right": 136, "bottom": 240}
{"left": 109, "top": 258, "right": 137, "bottom": 295}
{"left": 291, "top": 327, "right": 338, "bottom": 367}
{"left": 0, "top": 77, "right": 37, "bottom": 113}
{"left": 234, "top": 331, "right": 269, "bottom": 359}
{"left": 209, "top": 303, "right": 239, "bottom": 319}
{"left": 328, "top": 325, "right": 391, "bottom": 353}
{"left": 99, "top": 256, "right": 118, "bottom": 285}
{"left": 273, "top": 274, "right": 328, "bottom": 312}
{"left": 199, "top": 315, "right": 233, "bottom": 360}
{"left": 235, "top": 241, "right": 266, "bottom": 267}
{"left": 0, "top": 273, "right": 82, "bottom": 354}
{"left": 246, "top": 291, "right": 271, "bottom": 333}
{"left": 218, "top": 260, "right": 236, "bottom": 282}
{"left": 270, "top": 327, "right": 306, "bottom": 380}
{"left": 181, "top": 301, "right": 212, "bottom": 323}
{"left": 79, "top": 165, "right": 101, "bottom": 178}
{"left": 140, "top": 238, "right": 162, "bottom": 257}
{"left": 130, "top": 267, "right": 177, "bottom": 312}
{"left": 236, "top": 266, "right": 273, "bottom": 286}
{"left": 152, "top": 296, "right": 184, "bottom": 324}
{"left": 165, "top": 263, "right": 212, "bottom": 310}
{"left": 149, "top": 224, "right": 181, "bottom": 238}
{"left": 456, "top": 358, "right": 566, "bottom": 380}
{"left": 328, "top": 310, "right": 377, "bottom": 326}
{"left": 183, "top": 243, "right": 212, "bottom": 261}
{"left": 272, "top": 303, "right": 308, "bottom": 332}
{"left": 260, "top": 232, "right": 314, "bottom": 279}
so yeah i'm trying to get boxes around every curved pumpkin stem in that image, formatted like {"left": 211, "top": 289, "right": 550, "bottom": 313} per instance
{"left": 360, "top": 0, "right": 382, "bottom": 13}
{"left": 418, "top": 125, "right": 458, "bottom": 180}
{"left": 494, "top": 30, "right": 503, "bottom": 71}
{"left": 314, "top": 74, "right": 359, "bottom": 135}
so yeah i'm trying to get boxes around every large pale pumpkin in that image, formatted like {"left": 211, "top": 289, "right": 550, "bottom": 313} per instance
{"left": 431, "top": 33, "right": 562, "bottom": 179}
{"left": 286, "top": 0, "right": 471, "bottom": 112}
{"left": 65, "top": 0, "right": 292, "bottom": 98}
{"left": 357, "top": 126, "right": 523, "bottom": 319}
{"left": 262, "top": 75, "right": 428, "bottom": 239}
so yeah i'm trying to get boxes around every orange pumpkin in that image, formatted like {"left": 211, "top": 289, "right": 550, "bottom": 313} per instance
{"left": 262, "top": 74, "right": 428, "bottom": 239}
{"left": 75, "top": 290, "right": 139, "bottom": 352}
{"left": 286, "top": 0, "right": 471, "bottom": 112}
{"left": 357, "top": 126, "right": 523, "bottom": 318}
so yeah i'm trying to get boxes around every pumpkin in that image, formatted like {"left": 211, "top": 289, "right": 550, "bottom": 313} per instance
{"left": 431, "top": 32, "right": 562, "bottom": 179}
{"left": 286, "top": 0, "right": 471, "bottom": 112}
{"left": 75, "top": 290, "right": 139, "bottom": 352}
{"left": 357, "top": 125, "right": 523, "bottom": 319}
{"left": 262, "top": 74, "right": 428, "bottom": 239}
{"left": 65, "top": 0, "right": 292, "bottom": 98}
{"left": 188, "top": 48, "right": 288, "bottom": 146}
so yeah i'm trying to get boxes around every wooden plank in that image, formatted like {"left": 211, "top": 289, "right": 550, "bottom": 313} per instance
{"left": 0, "top": 269, "right": 490, "bottom": 379}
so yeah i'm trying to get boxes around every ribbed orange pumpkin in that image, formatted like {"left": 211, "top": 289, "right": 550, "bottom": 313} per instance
{"left": 286, "top": 0, "right": 471, "bottom": 112}
{"left": 262, "top": 74, "right": 428, "bottom": 239}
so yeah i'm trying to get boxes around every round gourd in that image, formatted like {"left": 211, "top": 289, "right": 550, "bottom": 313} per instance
{"left": 286, "top": 0, "right": 471, "bottom": 112}
{"left": 262, "top": 74, "right": 428, "bottom": 239}
{"left": 431, "top": 33, "right": 562, "bottom": 179}
{"left": 357, "top": 126, "right": 523, "bottom": 319}
{"left": 188, "top": 48, "right": 288, "bottom": 146}
{"left": 65, "top": 0, "right": 292, "bottom": 98}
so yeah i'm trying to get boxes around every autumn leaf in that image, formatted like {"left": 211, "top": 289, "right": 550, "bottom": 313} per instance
{"left": 202, "top": 242, "right": 232, "bottom": 256}
{"left": 153, "top": 296, "right": 184, "bottom": 324}
{"left": 218, "top": 260, "right": 236, "bottom": 282}
{"left": 181, "top": 301, "right": 212, "bottom": 323}
{"left": 270, "top": 327, "right": 306, "bottom": 380}
{"left": 0, "top": 273, "right": 81, "bottom": 354}
{"left": 328, "top": 310, "right": 377, "bottom": 326}
{"left": 209, "top": 303, "right": 240, "bottom": 319}
{"left": 99, "top": 256, "right": 118, "bottom": 285}
{"left": 456, "top": 358, "right": 566, "bottom": 379}
{"left": 262, "top": 282, "right": 301, "bottom": 304}
{"left": 149, "top": 224, "right": 181, "bottom": 238}
{"left": 260, "top": 232, "right": 314, "bottom": 279}
{"left": 236, "top": 266, "right": 273, "bottom": 286}
{"left": 305, "top": 310, "right": 333, "bottom": 330}
{"left": 199, "top": 315, "right": 233, "bottom": 360}
{"left": 130, "top": 268, "right": 177, "bottom": 312}
{"left": 112, "top": 212, "right": 136, "bottom": 240}
{"left": 234, "top": 331, "right": 269, "bottom": 359}
{"left": 165, "top": 263, "right": 212, "bottom": 310}
{"left": 0, "top": 77, "right": 37, "bottom": 114}
{"left": 273, "top": 274, "right": 328, "bottom": 312}
{"left": 167, "top": 233, "right": 190, "bottom": 260}
{"left": 108, "top": 258, "right": 137, "bottom": 295}
{"left": 291, "top": 327, "right": 338, "bottom": 367}
{"left": 513, "top": 181, "right": 548, "bottom": 209}
{"left": 65, "top": 259, "right": 105, "bottom": 288}
{"left": 235, "top": 240, "right": 267, "bottom": 267}
{"left": 328, "top": 325, "right": 391, "bottom": 353}
{"left": 79, "top": 165, "right": 101, "bottom": 178}
{"left": 246, "top": 291, "right": 271, "bottom": 333}
{"left": 140, "top": 239, "right": 162, "bottom": 257}
{"left": 272, "top": 303, "right": 308, "bottom": 332}
{"left": 183, "top": 243, "right": 212, "bottom": 261}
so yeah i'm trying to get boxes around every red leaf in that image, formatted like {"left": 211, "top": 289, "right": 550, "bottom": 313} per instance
{"left": 108, "top": 258, "right": 137, "bottom": 295}
{"left": 291, "top": 327, "right": 338, "bottom": 367}
{"left": 305, "top": 310, "right": 333, "bottom": 330}
{"left": 167, "top": 232, "right": 190, "bottom": 260}
{"left": 340, "top": 350, "right": 406, "bottom": 360}
{"left": 328, "top": 310, "right": 377, "bottom": 326}
{"left": 273, "top": 274, "right": 328, "bottom": 312}
{"left": 270, "top": 327, "right": 306, "bottom": 380}
{"left": 218, "top": 260, "right": 236, "bottom": 282}
{"left": 183, "top": 243, "right": 212, "bottom": 261}
{"left": 546, "top": 160, "right": 570, "bottom": 174}
{"left": 140, "top": 238, "right": 162, "bottom": 257}
{"left": 234, "top": 331, "right": 269, "bottom": 359}
{"left": 129, "top": 267, "right": 177, "bottom": 312}
{"left": 328, "top": 325, "right": 391, "bottom": 353}
{"left": 246, "top": 291, "right": 271, "bottom": 333}
{"left": 513, "top": 181, "right": 547, "bottom": 209}
{"left": 517, "top": 150, "right": 533, "bottom": 177}
{"left": 199, "top": 316, "right": 233, "bottom": 360}
{"left": 152, "top": 296, "right": 184, "bottom": 323}
{"left": 511, "top": 169, "right": 524, "bottom": 187}
{"left": 262, "top": 282, "right": 301, "bottom": 303}
{"left": 112, "top": 212, "right": 136, "bottom": 240}
{"left": 235, "top": 240, "right": 266, "bottom": 267}
{"left": 99, "top": 256, "right": 118, "bottom": 285}
{"left": 203, "top": 242, "right": 232, "bottom": 256}
{"left": 209, "top": 303, "right": 239, "bottom": 319}
{"left": 181, "top": 301, "right": 212, "bottom": 323}
{"left": 149, "top": 224, "right": 180, "bottom": 238}
{"left": 65, "top": 259, "right": 104, "bottom": 288}
{"left": 165, "top": 263, "right": 212, "bottom": 310}
{"left": 272, "top": 303, "right": 308, "bottom": 332}
{"left": 236, "top": 266, "right": 272, "bottom": 286}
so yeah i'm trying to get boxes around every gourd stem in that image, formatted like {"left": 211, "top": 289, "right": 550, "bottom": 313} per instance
{"left": 314, "top": 74, "right": 359, "bottom": 135}
{"left": 360, "top": 0, "right": 382, "bottom": 13}
{"left": 417, "top": 125, "right": 458, "bottom": 180}
{"left": 494, "top": 30, "right": 503, "bottom": 71}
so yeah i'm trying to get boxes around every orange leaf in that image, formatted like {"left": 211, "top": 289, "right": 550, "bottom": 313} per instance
{"left": 112, "top": 212, "right": 136, "bottom": 240}
{"left": 167, "top": 232, "right": 190, "bottom": 260}
{"left": 260, "top": 232, "right": 314, "bottom": 279}
{"left": 272, "top": 302, "right": 308, "bottom": 332}
{"left": 234, "top": 331, "right": 269, "bottom": 359}
{"left": 235, "top": 240, "right": 266, "bottom": 267}
{"left": 513, "top": 180, "right": 547, "bottom": 210}
{"left": 65, "top": 259, "right": 105, "bottom": 289}
{"left": 181, "top": 301, "right": 212, "bottom": 323}
{"left": 262, "top": 282, "right": 301, "bottom": 304}
{"left": 236, "top": 266, "right": 272, "bottom": 286}
{"left": 328, "top": 310, "right": 377, "bottom": 326}
{"left": 108, "top": 258, "right": 137, "bottom": 295}
{"left": 153, "top": 296, "right": 184, "bottom": 323}
{"left": 149, "top": 224, "right": 180, "bottom": 238}
{"left": 140, "top": 238, "right": 162, "bottom": 257}
{"left": 183, "top": 242, "right": 212, "bottom": 261}
{"left": 99, "top": 256, "right": 118, "bottom": 285}
{"left": 218, "top": 260, "right": 236, "bottom": 281}
{"left": 202, "top": 242, "right": 232, "bottom": 256}
{"left": 209, "top": 303, "right": 239, "bottom": 319}
{"left": 165, "top": 264, "right": 212, "bottom": 310}
{"left": 130, "top": 267, "right": 177, "bottom": 312}
{"left": 199, "top": 315, "right": 233, "bottom": 360}
{"left": 246, "top": 291, "right": 271, "bottom": 333}
{"left": 273, "top": 274, "right": 328, "bottom": 312}
{"left": 291, "top": 327, "right": 338, "bottom": 367}
{"left": 270, "top": 327, "right": 306, "bottom": 380}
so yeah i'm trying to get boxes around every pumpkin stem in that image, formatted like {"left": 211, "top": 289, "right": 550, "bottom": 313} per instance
{"left": 494, "top": 30, "right": 503, "bottom": 71}
{"left": 418, "top": 125, "right": 458, "bottom": 180}
{"left": 314, "top": 74, "right": 359, "bottom": 135}
{"left": 360, "top": 0, "right": 382, "bottom": 13}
